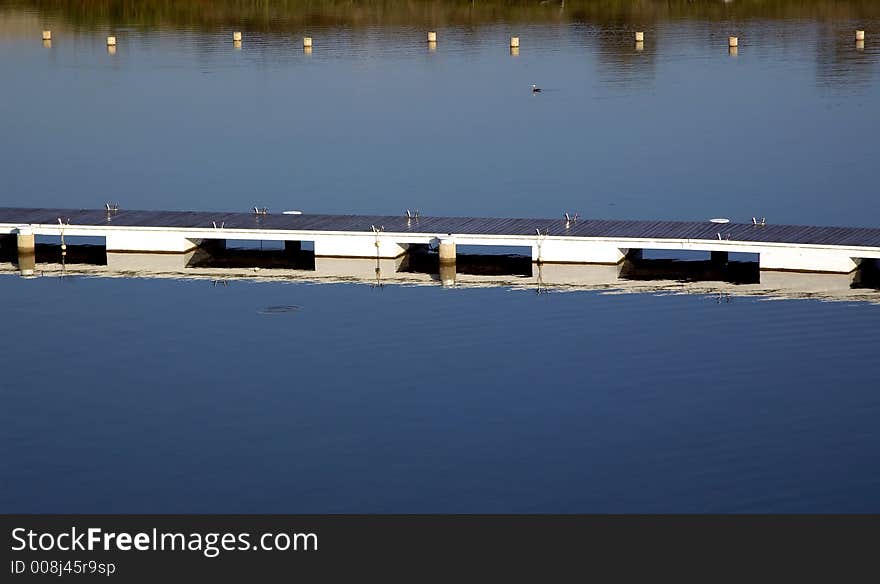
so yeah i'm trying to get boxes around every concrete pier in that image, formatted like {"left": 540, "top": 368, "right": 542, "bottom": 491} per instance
{"left": 233, "top": 31, "right": 242, "bottom": 42}
{"left": 510, "top": 36, "right": 519, "bottom": 48}
{"left": 427, "top": 31, "right": 437, "bottom": 43}
{"left": 2, "top": 207, "right": 880, "bottom": 275}
{"left": 107, "top": 35, "right": 116, "bottom": 46}
{"left": 856, "top": 30, "right": 865, "bottom": 41}
{"left": 635, "top": 31, "right": 644, "bottom": 42}
{"left": 42, "top": 30, "right": 51, "bottom": 41}
{"left": 303, "top": 37, "right": 313, "bottom": 48}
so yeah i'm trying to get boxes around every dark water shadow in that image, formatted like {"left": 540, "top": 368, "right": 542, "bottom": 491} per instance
{"left": 620, "top": 258, "right": 760, "bottom": 285}
{"left": 188, "top": 245, "right": 316, "bottom": 271}
{"left": 401, "top": 248, "right": 533, "bottom": 277}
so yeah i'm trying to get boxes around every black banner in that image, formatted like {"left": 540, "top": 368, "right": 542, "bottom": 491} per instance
{"left": 1, "top": 515, "right": 876, "bottom": 581}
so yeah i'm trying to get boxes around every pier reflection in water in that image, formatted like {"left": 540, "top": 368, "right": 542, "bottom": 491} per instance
{"left": 3, "top": 240, "right": 879, "bottom": 305}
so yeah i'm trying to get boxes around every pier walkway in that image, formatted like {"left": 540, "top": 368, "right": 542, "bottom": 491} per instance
{"left": 3, "top": 207, "right": 880, "bottom": 273}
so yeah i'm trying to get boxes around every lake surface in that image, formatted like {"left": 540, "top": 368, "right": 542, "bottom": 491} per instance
{"left": 1, "top": 0, "right": 879, "bottom": 513}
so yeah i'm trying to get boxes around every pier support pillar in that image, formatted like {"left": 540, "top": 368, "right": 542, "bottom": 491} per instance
{"left": 759, "top": 248, "right": 862, "bottom": 274}
{"left": 16, "top": 227, "right": 35, "bottom": 254}
{"left": 16, "top": 227, "right": 36, "bottom": 277}
{"left": 313, "top": 236, "right": 407, "bottom": 259}
{"left": 438, "top": 238, "right": 456, "bottom": 287}
{"left": 105, "top": 231, "right": 201, "bottom": 253}
{"left": 438, "top": 238, "right": 456, "bottom": 263}
{"left": 534, "top": 240, "right": 628, "bottom": 265}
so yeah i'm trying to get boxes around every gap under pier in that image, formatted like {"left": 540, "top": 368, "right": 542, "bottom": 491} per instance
{"left": 2, "top": 207, "right": 880, "bottom": 274}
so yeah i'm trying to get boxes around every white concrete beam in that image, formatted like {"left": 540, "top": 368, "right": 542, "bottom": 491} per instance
{"left": 313, "top": 235, "right": 408, "bottom": 259}
{"left": 759, "top": 248, "right": 861, "bottom": 273}
{"left": 534, "top": 240, "right": 629, "bottom": 264}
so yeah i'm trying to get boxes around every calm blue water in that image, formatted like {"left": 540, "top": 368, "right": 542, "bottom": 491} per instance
{"left": 1, "top": 3, "right": 880, "bottom": 512}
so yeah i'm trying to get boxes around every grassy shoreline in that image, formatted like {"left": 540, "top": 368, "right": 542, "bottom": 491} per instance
{"left": 2, "top": 0, "right": 879, "bottom": 32}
